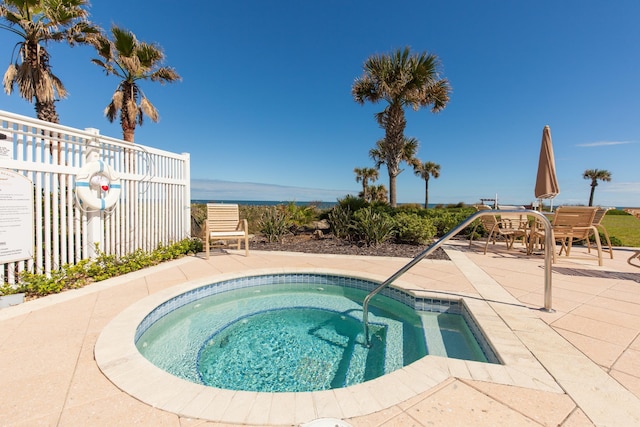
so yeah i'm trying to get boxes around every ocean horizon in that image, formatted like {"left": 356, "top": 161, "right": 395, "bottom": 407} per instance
{"left": 191, "top": 200, "right": 452, "bottom": 209}
{"left": 191, "top": 200, "right": 633, "bottom": 211}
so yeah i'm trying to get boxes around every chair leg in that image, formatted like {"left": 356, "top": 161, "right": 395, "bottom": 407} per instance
{"left": 557, "top": 237, "right": 567, "bottom": 256}
{"left": 483, "top": 230, "right": 494, "bottom": 254}
{"left": 504, "top": 234, "right": 513, "bottom": 249}
{"left": 597, "top": 225, "right": 614, "bottom": 259}
{"left": 469, "top": 224, "right": 479, "bottom": 248}
{"left": 566, "top": 237, "right": 573, "bottom": 256}
{"left": 591, "top": 226, "right": 603, "bottom": 266}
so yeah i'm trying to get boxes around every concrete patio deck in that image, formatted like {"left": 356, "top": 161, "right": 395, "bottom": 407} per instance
{"left": 1, "top": 240, "right": 639, "bottom": 426}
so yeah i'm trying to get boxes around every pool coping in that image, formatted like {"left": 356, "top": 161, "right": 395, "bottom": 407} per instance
{"left": 95, "top": 266, "right": 562, "bottom": 425}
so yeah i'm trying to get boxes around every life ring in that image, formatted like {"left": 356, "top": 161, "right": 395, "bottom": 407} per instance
{"left": 75, "top": 160, "right": 121, "bottom": 210}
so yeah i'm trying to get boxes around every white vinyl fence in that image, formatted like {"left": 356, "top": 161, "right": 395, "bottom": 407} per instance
{"left": 0, "top": 110, "right": 191, "bottom": 285}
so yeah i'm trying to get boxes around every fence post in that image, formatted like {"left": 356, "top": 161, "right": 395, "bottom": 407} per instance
{"left": 84, "top": 128, "right": 102, "bottom": 259}
{"left": 182, "top": 152, "right": 191, "bottom": 239}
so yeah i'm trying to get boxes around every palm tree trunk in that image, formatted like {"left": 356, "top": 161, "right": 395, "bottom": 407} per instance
{"left": 589, "top": 185, "right": 596, "bottom": 206}
{"left": 384, "top": 104, "right": 406, "bottom": 208}
{"left": 424, "top": 180, "right": 429, "bottom": 209}
{"left": 389, "top": 173, "right": 397, "bottom": 207}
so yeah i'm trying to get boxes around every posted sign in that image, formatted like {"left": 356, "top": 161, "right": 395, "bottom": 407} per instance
{"left": 0, "top": 169, "right": 34, "bottom": 263}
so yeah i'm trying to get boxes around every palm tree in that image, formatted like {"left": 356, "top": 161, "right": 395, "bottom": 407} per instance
{"left": 413, "top": 160, "right": 440, "bottom": 209}
{"left": 1, "top": 0, "right": 98, "bottom": 123}
{"left": 368, "top": 136, "right": 419, "bottom": 205}
{"left": 354, "top": 167, "right": 379, "bottom": 202}
{"left": 91, "top": 26, "right": 181, "bottom": 142}
{"left": 583, "top": 169, "right": 612, "bottom": 206}
{"left": 369, "top": 185, "right": 388, "bottom": 203}
{"left": 352, "top": 47, "right": 451, "bottom": 207}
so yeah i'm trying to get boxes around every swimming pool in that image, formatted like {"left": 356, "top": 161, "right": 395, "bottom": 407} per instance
{"left": 96, "top": 266, "right": 557, "bottom": 425}
{"left": 134, "top": 273, "right": 498, "bottom": 393}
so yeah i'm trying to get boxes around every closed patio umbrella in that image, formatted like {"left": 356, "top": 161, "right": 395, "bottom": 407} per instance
{"left": 534, "top": 125, "right": 559, "bottom": 211}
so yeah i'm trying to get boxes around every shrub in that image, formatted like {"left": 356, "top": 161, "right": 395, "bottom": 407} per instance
{"left": 282, "top": 202, "right": 319, "bottom": 233}
{"left": 327, "top": 205, "right": 353, "bottom": 240}
{"left": 396, "top": 203, "right": 422, "bottom": 212}
{"left": 353, "top": 207, "right": 395, "bottom": 246}
{"left": 606, "top": 209, "right": 631, "bottom": 216}
{"left": 394, "top": 212, "right": 437, "bottom": 245}
{"left": 16, "top": 239, "right": 197, "bottom": 299}
{"left": 606, "top": 234, "right": 623, "bottom": 246}
{"left": 337, "top": 195, "right": 368, "bottom": 212}
{"left": 429, "top": 210, "right": 470, "bottom": 236}
{"left": 239, "top": 205, "right": 270, "bottom": 234}
{"left": 259, "top": 207, "right": 291, "bottom": 242}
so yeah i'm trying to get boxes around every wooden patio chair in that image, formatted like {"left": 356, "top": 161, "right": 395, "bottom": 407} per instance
{"left": 469, "top": 206, "right": 522, "bottom": 254}
{"left": 592, "top": 207, "right": 614, "bottom": 259}
{"left": 498, "top": 211, "right": 529, "bottom": 249}
{"left": 204, "top": 203, "right": 249, "bottom": 258}
{"left": 551, "top": 206, "right": 602, "bottom": 266}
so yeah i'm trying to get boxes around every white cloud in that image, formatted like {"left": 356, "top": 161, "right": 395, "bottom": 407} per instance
{"left": 576, "top": 140, "right": 635, "bottom": 147}
{"left": 191, "top": 179, "right": 356, "bottom": 202}
{"left": 602, "top": 182, "right": 640, "bottom": 194}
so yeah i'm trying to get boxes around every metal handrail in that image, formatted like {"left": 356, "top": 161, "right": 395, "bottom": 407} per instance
{"left": 362, "top": 209, "right": 554, "bottom": 347}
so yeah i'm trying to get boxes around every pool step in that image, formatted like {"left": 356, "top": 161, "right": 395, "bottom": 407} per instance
{"left": 419, "top": 312, "right": 448, "bottom": 357}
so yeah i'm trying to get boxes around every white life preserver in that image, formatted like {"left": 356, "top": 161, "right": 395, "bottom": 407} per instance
{"left": 75, "top": 160, "right": 121, "bottom": 210}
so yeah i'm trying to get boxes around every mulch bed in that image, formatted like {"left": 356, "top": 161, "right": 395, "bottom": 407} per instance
{"left": 249, "top": 232, "right": 450, "bottom": 260}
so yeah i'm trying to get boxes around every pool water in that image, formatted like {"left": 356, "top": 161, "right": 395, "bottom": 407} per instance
{"left": 136, "top": 283, "right": 489, "bottom": 392}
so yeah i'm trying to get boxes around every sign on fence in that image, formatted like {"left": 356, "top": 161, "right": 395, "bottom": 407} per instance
{"left": 0, "top": 131, "right": 12, "bottom": 160}
{"left": 0, "top": 169, "right": 34, "bottom": 264}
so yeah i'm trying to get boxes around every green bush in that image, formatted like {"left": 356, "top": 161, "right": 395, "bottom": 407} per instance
{"left": 259, "top": 207, "right": 291, "bottom": 242}
{"left": 353, "top": 207, "right": 395, "bottom": 246}
{"left": 395, "top": 204, "right": 422, "bottom": 214}
{"left": 428, "top": 209, "right": 475, "bottom": 236}
{"left": 327, "top": 205, "right": 353, "bottom": 240}
{"left": 282, "top": 202, "right": 319, "bottom": 233}
{"left": 393, "top": 212, "right": 437, "bottom": 245}
{"left": 15, "top": 238, "right": 197, "bottom": 299}
{"left": 337, "top": 195, "right": 368, "bottom": 212}
{"left": 327, "top": 203, "right": 479, "bottom": 243}
{"left": 605, "top": 234, "right": 623, "bottom": 246}
{"left": 239, "top": 205, "right": 268, "bottom": 234}
{"left": 606, "top": 209, "right": 631, "bottom": 216}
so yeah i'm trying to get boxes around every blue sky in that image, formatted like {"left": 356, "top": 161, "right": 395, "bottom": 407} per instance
{"left": 1, "top": 0, "right": 639, "bottom": 207}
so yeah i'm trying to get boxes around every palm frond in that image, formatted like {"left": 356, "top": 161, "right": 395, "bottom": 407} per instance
{"left": 111, "top": 26, "right": 136, "bottom": 57}
{"left": 139, "top": 97, "right": 159, "bottom": 122}
{"left": 136, "top": 42, "right": 163, "bottom": 68}
{"left": 104, "top": 101, "right": 117, "bottom": 122}
{"left": 50, "top": 73, "right": 67, "bottom": 99}
{"left": 119, "top": 55, "right": 141, "bottom": 76}
{"left": 110, "top": 90, "right": 123, "bottom": 110}
{"left": 3, "top": 64, "right": 18, "bottom": 95}
{"left": 150, "top": 67, "right": 181, "bottom": 83}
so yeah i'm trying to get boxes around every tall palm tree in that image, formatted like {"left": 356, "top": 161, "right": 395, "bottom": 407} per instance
{"left": 368, "top": 136, "right": 419, "bottom": 205}
{"left": 1, "top": 0, "right": 98, "bottom": 123}
{"left": 413, "top": 160, "right": 440, "bottom": 209}
{"left": 352, "top": 47, "right": 451, "bottom": 207}
{"left": 91, "top": 26, "right": 181, "bottom": 142}
{"left": 354, "top": 167, "right": 379, "bottom": 202}
{"left": 583, "top": 169, "right": 612, "bottom": 206}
